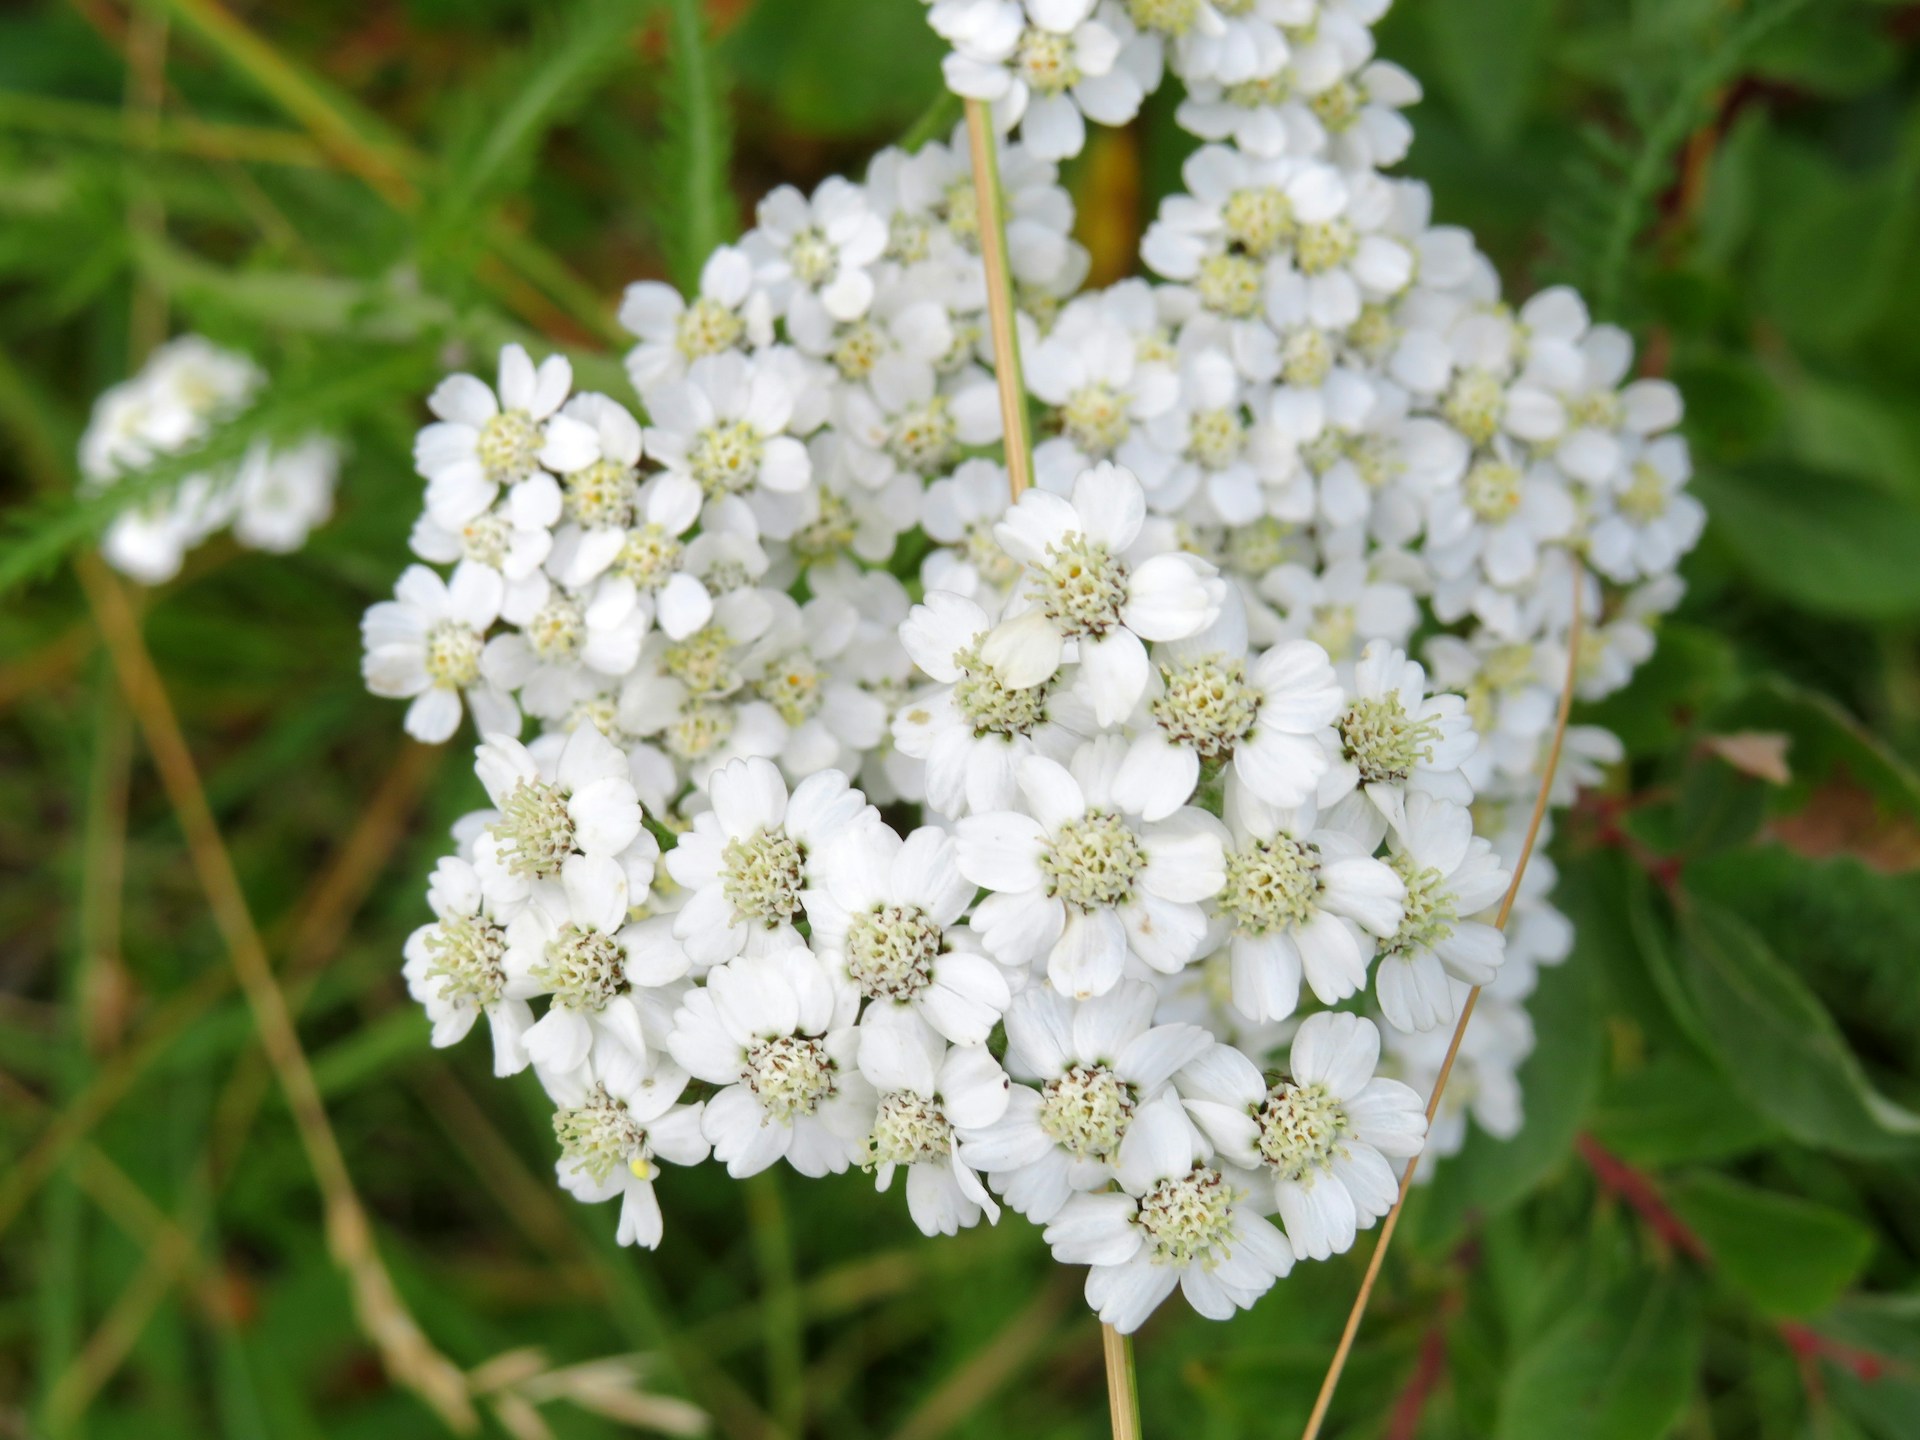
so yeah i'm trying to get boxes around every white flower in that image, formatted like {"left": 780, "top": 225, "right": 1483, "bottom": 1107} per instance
{"left": 666, "top": 757, "right": 879, "bottom": 967}
{"left": 541, "top": 1052, "right": 708, "bottom": 1248}
{"left": 813, "top": 824, "right": 1013, "bottom": 1043}
{"left": 984, "top": 462, "right": 1226, "bottom": 726}
{"left": 503, "top": 852, "right": 682, "bottom": 1074}
{"left": 557, "top": 470, "right": 724, "bottom": 643}
{"left": 1321, "top": 640, "right": 1476, "bottom": 828}
{"left": 1262, "top": 555, "right": 1419, "bottom": 666}
{"left": 481, "top": 582, "right": 647, "bottom": 721}
{"left": 1425, "top": 447, "right": 1576, "bottom": 591}
{"left": 361, "top": 562, "right": 520, "bottom": 744}
{"left": 620, "top": 245, "right": 773, "bottom": 395}
{"left": 958, "top": 980, "right": 1213, "bottom": 1220}
{"left": 920, "top": 459, "right": 1024, "bottom": 601}
{"left": 1042, "top": 1090, "right": 1292, "bottom": 1331}
{"left": 644, "top": 351, "right": 814, "bottom": 509}
{"left": 857, "top": 1013, "right": 1011, "bottom": 1235}
{"left": 668, "top": 945, "right": 876, "bottom": 1177}
{"left": 1181, "top": 1011, "right": 1425, "bottom": 1260}
{"left": 1373, "top": 793, "right": 1510, "bottom": 1033}
{"left": 403, "top": 855, "right": 535, "bottom": 1075}
{"left": 415, "top": 344, "right": 594, "bottom": 529}
{"left": 1216, "top": 783, "right": 1404, "bottom": 1021}
{"left": 231, "top": 435, "right": 340, "bottom": 553}
{"left": 1383, "top": 984, "right": 1532, "bottom": 1171}
{"left": 935, "top": 0, "right": 1157, "bottom": 162}
{"left": 1586, "top": 435, "right": 1704, "bottom": 585}
{"left": 1027, "top": 295, "right": 1181, "bottom": 481}
{"left": 957, "top": 740, "right": 1225, "bottom": 997}
{"left": 745, "top": 177, "right": 889, "bottom": 324}
{"left": 471, "top": 726, "right": 654, "bottom": 911}
{"left": 896, "top": 588, "right": 1087, "bottom": 818}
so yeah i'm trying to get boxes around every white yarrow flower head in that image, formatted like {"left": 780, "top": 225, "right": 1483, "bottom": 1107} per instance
{"left": 1043, "top": 1090, "right": 1294, "bottom": 1332}
{"left": 471, "top": 726, "right": 654, "bottom": 911}
{"left": 984, "top": 461, "right": 1227, "bottom": 726}
{"left": 415, "top": 343, "right": 593, "bottom": 530}
{"left": 668, "top": 944, "right": 876, "bottom": 1177}
{"left": 1182, "top": 1011, "right": 1426, "bottom": 1261}
{"left": 541, "top": 1051, "right": 709, "bottom": 1249}
{"left": 665, "top": 757, "right": 880, "bottom": 967}
{"left": 1322, "top": 639, "right": 1477, "bottom": 830}
{"left": 959, "top": 980, "right": 1212, "bottom": 1221}
{"left": 856, "top": 1012, "right": 1012, "bottom": 1236}
{"left": 958, "top": 739, "right": 1227, "bottom": 998}
{"left": 645, "top": 351, "right": 815, "bottom": 513}
{"left": 620, "top": 244, "right": 774, "bottom": 396}
{"left": 402, "top": 855, "right": 534, "bottom": 1076}
{"left": 361, "top": 562, "right": 520, "bottom": 744}
{"left": 1373, "top": 792, "right": 1512, "bottom": 1034}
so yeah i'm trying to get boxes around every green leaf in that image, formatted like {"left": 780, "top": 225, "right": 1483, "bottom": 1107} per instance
{"left": 1678, "top": 897, "right": 1920, "bottom": 1158}
{"left": 1589, "top": 1056, "right": 1779, "bottom": 1167}
{"left": 654, "top": 0, "right": 736, "bottom": 293}
{"left": 1691, "top": 462, "right": 1920, "bottom": 620}
{"left": 726, "top": 0, "right": 947, "bottom": 138}
{"left": 1421, "top": 0, "right": 1558, "bottom": 146}
{"left": 1667, "top": 1171, "right": 1872, "bottom": 1317}
{"left": 1494, "top": 1274, "right": 1701, "bottom": 1440}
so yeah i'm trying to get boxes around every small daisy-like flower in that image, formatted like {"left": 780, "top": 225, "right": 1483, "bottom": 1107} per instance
{"left": 1262, "top": 169, "right": 1414, "bottom": 332}
{"left": 1125, "top": 614, "right": 1344, "bottom": 818}
{"left": 480, "top": 582, "right": 647, "bottom": 722}
{"left": 361, "top": 562, "right": 520, "bottom": 744}
{"left": 403, "top": 855, "right": 535, "bottom": 1075}
{"left": 920, "top": 459, "right": 1024, "bottom": 602}
{"left": 540, "top": 1052, "right": 709, "bottom": 1249}
{"left": 1320, "top": 639, "right": 1476, "bottom": 828}
{"left": 896, "top": 589, "right": 1088, "bottom": 819}
{"left": 415, "top": 344, "right": 595, "bottom": 530}
{"left": 231, "top": 434, "right": 340, "bottom": 554}
{"left": 619, "top": 245, "right": 773, "bottom": 396}
{"left": 1424, "top": 447, "right": 1576, "bottom": 592}
{"left": 1042, "top": 1090, "right": 1293, "bottom": 1331}
{"left": 666, "top": 756, "right": 880, "bottom": 967}
{"left": 1215, "top": 782, "right": 1405, "bottom": 1021}
{"left": 813, "top": 824, "right": 1013, "bottom": 1044}
{"left": 408, "top": 474, "right": 558, "bottom": 623}
{"left": 668, "top": 945, "right": 876, "bottom": 1177}
{"left": 1373, "top": 792, "right": 1510, "bottom": 1034}
{"left": 556, "top": 470, "right": 723, "bottom": 643}
{"left": 1585, "top": 435, "right": 1704, "bottom": 585}
{"left": 745, "top": 177, "right": 889, "bottom": 325}
{"left": 644, "top": 351, "right": 814, "bottom": 508}
{"left": 857, "top": 1013, "right": 1011, "bottom": 1236}
{"left": 984, "top": 462, "right": 1227, "bottom": 726}
{"left": 471, "top": 726, "right": 653, "bottom": 911}
{"left": 1384, "top": 985, "right": 1531, "bottom": 1172}
{"left": 959, "top": 980, "right": 1213, "bottom": 1221}
{"left": 957, "top": 740, "right": 1226, "bottom": 997}
{"left": 503, "top": 852, "right": 684, "bottom": 1073}
{"left": 1262, "top": 555, "right": 1420, "bottom": 667}
{"left": 1027, "top": 296, "right": 1181, "bottom": 483}
{"left": 1181, "top": 1010, "right": 1426, "bottom": 1260}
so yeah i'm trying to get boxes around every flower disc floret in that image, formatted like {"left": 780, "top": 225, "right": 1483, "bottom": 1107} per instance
{"left": 665, "top": 626, "right": 740, "bottom": 697}
{"left": 1038, "top": 1064, "right": 1135, "bottom": 1159}
{"left": 425, "top": 620, "right": 485, "bottom": 688}
{"left": 1061, "top": 383, "right": 1133, "bottom": 454}
{"left": 720, "top": 829, "right": 807, "bottom": 928}
{"left": 1442, "top": 370, "right": 1505, "bottom": 447}
{"left": 786, "top": 227, "right": 838, "bottom": 286}
{"left": 676, "top": 296, "right": 745, "bottom": 360}
{"left": 527, "top": 595, "right": 586, "bottom": 661}
{"left": 1220, "top": 835, "right": 1323, "bottom": 933}
{"left": 1196, "top": 252, "right": 1265, "bottom": 318}
{"left": 1295, "top": 219, "right": 1358, "bottom": 276}
{"left": 423, "top": 913, "right": 507, "bottom": 1008}
{"left": 1619, "top": 461, "right": 1671, "bottom": 523}
{"left": 616, "top": 523, "right": 682, "bottom": 591}
{"left": 1256, "top": 1082, "right": 1347, "bottom": 1182}
{"left": 1188, "top": 408, "right": 1245, "bottom": 469}
{"left": 954, "top": 643, "right": 1054, "bottom": 737}
{"left": 476, "top": 410, "right": 541, "bottom": 484}
{"left": 757, "top": 657, "right": 825, "bottom": 726}
{"left": 830, "top": 320, "right": 884, "bottom": 381}
{"left": 845, "top": 903, "right": 942, "bottom": 999}
{"left": 532, "top": 922, "right": 626, "bottom": 1011}
{"left": 1135, "top": 1166, "right": 1239, "bottom": 1266}
{"left": 743, "top": 1034, "right": 835, "bottom": 1121}
{"left": 1016, "top": 28, "right": 1081, "bottom": 95}
{"left": 1151, "top": 654, "right": 1260, "bottom": 759}
{"left": 1464, "top": 459, "right": 1523, "bottom": 522}
{"left": 494, "top": 779, "right": 576, "bottom": 878}
{"left": 563, "top": 460, "right": 638, "bottom": 529}
{"left": 870, "top": 1091, "right": 954, "bottom": 1166}
{"left": 1128, "top": 0, "right": 1203, "bottom": 35}
{"left": 1041, "top": 812, "right": 1147, "bottom": 909}
{"left": 1309, "top": 80, "right": 1362, "bottom": 133}
{"left": 554, "top": 1084, "right": 653, "bottom": 1182}
{"left": 1282, "top": 329, "right": 1335, "bottom": 388}
{"left": 1223, "top": 187, "right": 1296, "bottom": 258}
{"left": 1382, "top": 854, "right": 1458, "bottom": 958}
{"left": 1340, "top": 694, "right": 1441, "bottom": 785}
{"left": 665, "top": 700, "right": 733, "bottom": 761}
{"left": 889, "top": 396, "right": 960, "bottom": 474}
{"left": 689, "top": 419, "right": 765, "bottom": 498}
{"left": 1035, "top": 533, "right": 1130, "bottom": 638}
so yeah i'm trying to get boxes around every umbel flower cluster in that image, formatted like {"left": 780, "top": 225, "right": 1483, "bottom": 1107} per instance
{"left": 364, "top": 0, "right": 1701, "bottom": 1333}
{"left": 81, "top": 335, "right": 341, "bottom": 584}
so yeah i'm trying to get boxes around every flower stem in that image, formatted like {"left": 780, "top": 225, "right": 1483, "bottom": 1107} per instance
{"left": 1103, "top": 1323, "right": 1143, "bottom": 1440}
{"left": 962, "top": 97, "right": 1033, "bottom": 500}
{"left": 1298, "top": 569, "right": 1588, "bottom": 1440}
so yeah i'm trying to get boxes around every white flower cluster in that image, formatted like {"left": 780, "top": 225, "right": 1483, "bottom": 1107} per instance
{"left": 371, "top": 0, "right": 1701, "bottom": 1336}
{"left": 81, "top": 335, "right": 341, "bottom": 583}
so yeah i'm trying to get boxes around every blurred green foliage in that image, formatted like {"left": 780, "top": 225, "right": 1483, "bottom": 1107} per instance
{"left": 4, "top": 0, "right": 1920, "bottom": 1437}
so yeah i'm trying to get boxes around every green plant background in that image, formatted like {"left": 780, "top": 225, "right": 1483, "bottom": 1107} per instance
{"left": 4, "top": 0, "right": 1920, "bottom": 1436}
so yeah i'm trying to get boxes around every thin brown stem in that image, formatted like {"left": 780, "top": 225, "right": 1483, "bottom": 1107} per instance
{"left": 1102, "top": 1323, "right": 1142, "bottom": 1440}
{"left": 1300, "top": 571, "right": 1587, "bottom": 1440}
{"left": 963, "top": 98, "right": 1032, "bottom": 499}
